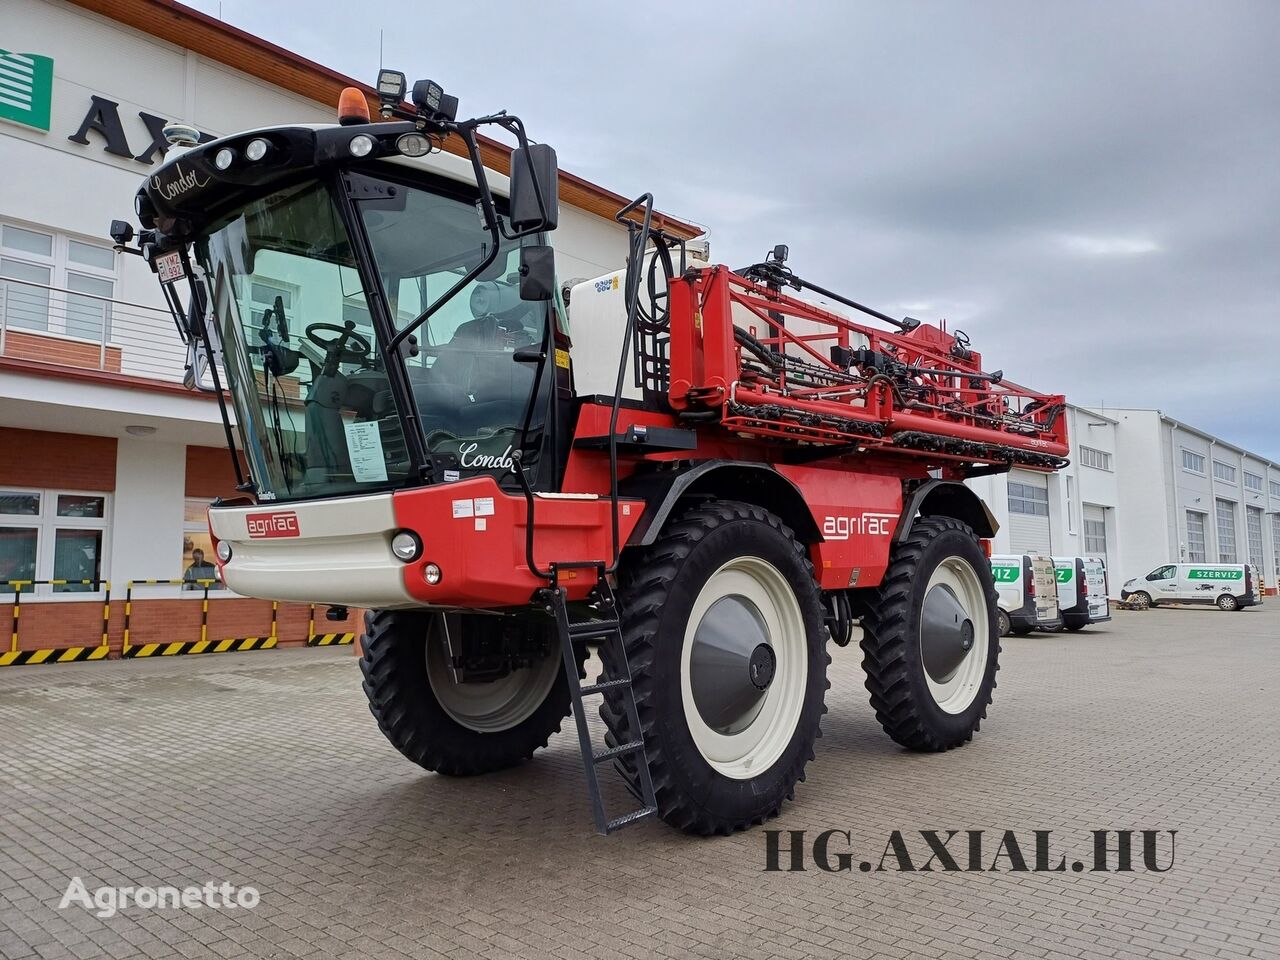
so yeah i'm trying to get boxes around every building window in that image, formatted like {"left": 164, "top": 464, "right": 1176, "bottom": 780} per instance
{"left": 1181, "top": 449, "right": 1205, "bottom": 474}
{"left": 0, "top": 488, "right": 109, "bottom": 596}
{"left": 1215, "top": 499, "right": 1237, "bottom": 563}
{"left": 1079, "top": 446, "right": 1112, "bottom": 471}
{"left": 1213, "top": 460, "right": 1237, "bottom": 483}
{"left": 1246, "top": 507, "right": 1264, "bottom": 571}
{"left": 1243, "top": 471, "right": 1263, "bottom": 493}
{"left": 1083, "top": 515, "right": 1107, "bottom": 556}
{"left": 182, "top": 498, "right": 222, "bottom": 590}
{"left": 1008, "top": 481, "right": 1049, "bottom": 517}
{"left": 1185, "top": 510, "right": 1207, "bottom": 563}
{"left": 0, "top": 221, "right": 117, "bottom": 341}
{"left": 1271, "top": 479, "right": 1280, "bottom": 499}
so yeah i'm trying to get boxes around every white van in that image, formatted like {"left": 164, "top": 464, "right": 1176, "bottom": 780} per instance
{"left": 991, "top": 554, "right": 1062, "bottom": 636}
{"left": 1121, "top": 563, "right": 1262, "bottom": 611}
{"left": 1052, "top": 556, "right": 1111, "bottom": 631}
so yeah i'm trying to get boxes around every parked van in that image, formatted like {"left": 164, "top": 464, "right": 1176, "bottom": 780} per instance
{"left": 1121, "top": 563, "right": 1262, "bottom": 611}
{"left": 991, "top": 554, "right": 1062, "bottom": 636}
{"left": 1052, "top": 556, "right": 1111, "bottom": 631}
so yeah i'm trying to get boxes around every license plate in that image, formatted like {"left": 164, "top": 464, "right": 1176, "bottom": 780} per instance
{"left": 155, "top": 250, "right": 185, "bottom": 283}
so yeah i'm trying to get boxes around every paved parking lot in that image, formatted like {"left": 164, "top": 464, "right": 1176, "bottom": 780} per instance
{"left": 1, "top": 604, "right": 1277, "bottom": 960}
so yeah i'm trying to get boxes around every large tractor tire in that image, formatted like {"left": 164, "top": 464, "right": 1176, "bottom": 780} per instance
{"left": 860, "top": 516, "right": 1000, "bottom": 751}
{"left": 600, "top": 500, "right": 829, "bottom": 835}
{"left": 359, "top": 609, "right": 571, "bottom": 776}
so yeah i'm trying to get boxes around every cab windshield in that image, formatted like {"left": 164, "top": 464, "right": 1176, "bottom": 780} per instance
{"left": 196, "top": 172, "right": 546, "bottom": 501}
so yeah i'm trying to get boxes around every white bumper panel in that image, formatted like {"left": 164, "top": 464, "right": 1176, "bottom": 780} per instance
{"left": 208, "top": 494, "right": 414, "bottom": 608}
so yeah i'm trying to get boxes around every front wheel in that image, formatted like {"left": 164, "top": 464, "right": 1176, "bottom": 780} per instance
{"left": 601, "top": 500, "right": 829, "bottom": 835}
{"left": 860, "top": 516, "right": 999, "bottom": 751}
{"left": 359, "top": 610, "right": 571, "bottom": 776}
{"left": 1217, "top": 593, "right": 1239, "bottom": 611}
{"left": 1129, "top": 591, "right": 1152, "bottom": 610}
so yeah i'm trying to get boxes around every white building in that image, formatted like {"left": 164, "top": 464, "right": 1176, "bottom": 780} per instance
{"left": 0, "top": 0, "right": 695, "bottom": 649}
{"left": 967, "top": 404, "right": 1122, "bottom": 576}
{"left": 969, "top": 403, "right": 1279, "bottom": 597}
{"left": 1108, "top": 409, "right": 1280, "bottom": 591}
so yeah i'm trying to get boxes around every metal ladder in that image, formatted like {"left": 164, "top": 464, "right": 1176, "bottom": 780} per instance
{"left": 539, "top": 563, "right": 658, "bottom": 835}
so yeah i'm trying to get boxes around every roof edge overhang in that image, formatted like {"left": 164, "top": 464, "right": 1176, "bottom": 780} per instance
{"left": 64, "top": 0, "right": 704, "bottom": 240}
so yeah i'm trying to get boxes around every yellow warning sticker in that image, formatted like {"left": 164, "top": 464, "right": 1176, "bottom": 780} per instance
{"left": 555, "top": 349, "right": 571, "bottom": 369}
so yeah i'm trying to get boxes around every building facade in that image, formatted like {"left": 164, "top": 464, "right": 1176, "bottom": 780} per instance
{"left": 968, "top": 404, "right": 1279, "bottom": 597}
{"left": 967, "top": 404, "right": 1123, "bottom": 578}
{"left": 0, "top": 0, "right": 693, "bottom": 654}
{"left": 1109, "top": 409, "right": 1280, "bottom": 592}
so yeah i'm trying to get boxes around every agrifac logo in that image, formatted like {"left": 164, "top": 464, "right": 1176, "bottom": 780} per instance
{"left": 58, "top": 877, "right": 260, "bottom": 919}
{"left": 821, "top": 511, "right": 897, "bottom": 541}
{"left": 246, "top": 511, "right": 300, "bottom": 538}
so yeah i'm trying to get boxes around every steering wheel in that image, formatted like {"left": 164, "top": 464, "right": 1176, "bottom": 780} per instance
{"left": 306, "top": 322, "right": 371, "bottom": 364}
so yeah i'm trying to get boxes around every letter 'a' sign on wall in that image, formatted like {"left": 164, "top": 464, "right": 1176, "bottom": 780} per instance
{"left": 0, "top": 51, "right": 54, "bottom": 132}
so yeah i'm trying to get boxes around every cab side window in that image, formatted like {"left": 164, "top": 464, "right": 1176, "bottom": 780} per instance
{"left": 1146, "top": 565, "right": 1177, "bottom": 581}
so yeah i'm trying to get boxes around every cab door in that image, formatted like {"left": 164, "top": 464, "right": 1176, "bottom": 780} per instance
{"left": 1145, "top": 564, "right": 1179, "bottom": 602}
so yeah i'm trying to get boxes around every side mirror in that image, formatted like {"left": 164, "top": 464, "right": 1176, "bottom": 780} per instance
{"left": 509, "top": 142, "right": 559, "bottom": 233}
{"left": 519, "top": 245, "right": 556, "bottom": 302}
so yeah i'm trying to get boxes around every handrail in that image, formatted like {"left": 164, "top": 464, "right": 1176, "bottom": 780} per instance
{"left": 2, "top": 579, "right": 111, "bottom": 654}
{"left": 0, "top": 275, "right": 174, "bottom": 314}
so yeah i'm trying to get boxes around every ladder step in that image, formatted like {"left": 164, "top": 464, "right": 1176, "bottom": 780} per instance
{"left": 580, "top": 677, "right": 630, "bottom": 695}
{"left": 605, "top": 806, "right": 658, "bottom": 834}
{"left": 593, "top": 740, "right": 644, "bottom": 764}
{"left": 568, "top": 619, "right": 620, "bottom": 638}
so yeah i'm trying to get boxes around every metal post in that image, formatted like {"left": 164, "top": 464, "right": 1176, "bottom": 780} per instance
{"left": 307, "top": 603, "right": 315, "bottom": 643}
{"left": 200, "top": 582, "right": 210, "bottom": 644}
{"left": 123, "top": 581, "right": 133, "bottom": 652}
{"left": 101, "top": 581, "right": 111, "bottom": 650}
{"left": 271, "top": 601, "right": 278, "bottom": 642}
{"left": 8, "top": 581, "right": 22, "bottom": 653}
{"left": 0, "top": 282, "right": 8, "bottom": 356}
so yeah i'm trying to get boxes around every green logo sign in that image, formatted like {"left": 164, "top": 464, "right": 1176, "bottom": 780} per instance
{"left": 1187, "top": 568, "right": 1243, "bottom": 581}
{"left": 1055, "top": 566, "right": 1073, "bottom": 583}
{"left": 0, "top": 51, "right": 53, "bottom": 132}
{"left": 991, "top": 564, "right": 1019, "bottom": 583}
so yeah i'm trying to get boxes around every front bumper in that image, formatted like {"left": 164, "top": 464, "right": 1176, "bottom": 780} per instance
{"left": 209, "top": 477, "right": 643, "bottom": 610}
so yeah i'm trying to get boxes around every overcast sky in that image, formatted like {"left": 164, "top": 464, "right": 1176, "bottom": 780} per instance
{"left": 191, "top": 0, "right": 1279, "bottom": 459}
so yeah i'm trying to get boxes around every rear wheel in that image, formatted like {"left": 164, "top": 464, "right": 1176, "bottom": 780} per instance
{"left": 1065, "top": 622, "right": 1087, "bottom": 632}
{"left": 996, "top": 609, "right": 1011, "bottom": 638}
{"left": 860, "top": 516, "right": 999, "bottom": 751}
{"left": 600, "top": 500, "right": 828, "bottom": 835}
{"left": 1216, "top": 593, "right": 1239, "bottom": 611}
{"left": 360, "top": 610, "right": 572, "bottom": 775}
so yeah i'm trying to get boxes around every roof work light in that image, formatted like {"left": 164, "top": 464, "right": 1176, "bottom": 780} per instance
{"left": 376, "top": 69, "right": 407, "bottom": 117}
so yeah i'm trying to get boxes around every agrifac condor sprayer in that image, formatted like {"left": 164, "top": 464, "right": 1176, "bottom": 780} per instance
{"left": 113, "top": 71, "right": 1068, "bottom": 835}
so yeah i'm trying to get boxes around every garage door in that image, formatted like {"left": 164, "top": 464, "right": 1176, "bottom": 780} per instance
{"left": 1083, "top": 504, "right": 1108, "bottom": 570}
{"left": 1007, "top": 470, "right": 1051, "bottom": 553}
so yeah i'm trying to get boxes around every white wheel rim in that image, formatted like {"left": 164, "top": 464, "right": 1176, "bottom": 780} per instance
{"left": 680, "top": 556, "right": 808, "bottom": 780}
{"left": 425, "top": 626, "right": 560, "bottom": 733}
{"left": 920, "top": 557, "right": 990, "bottom": 714}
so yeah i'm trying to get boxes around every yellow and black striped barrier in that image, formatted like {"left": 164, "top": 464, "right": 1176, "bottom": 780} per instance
{"left": 122, "top": 579, "right": 278, "bottom": 658}
{"left": 306, "top": 604, "right": 357, "bottom": 646}
{"left": 1, "top": 579, "right": 111, "bottom": 667}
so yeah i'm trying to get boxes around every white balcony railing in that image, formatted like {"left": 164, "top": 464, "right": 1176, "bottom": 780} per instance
{"left": 0, "top": 276, "right": 191, "bottom": 384}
